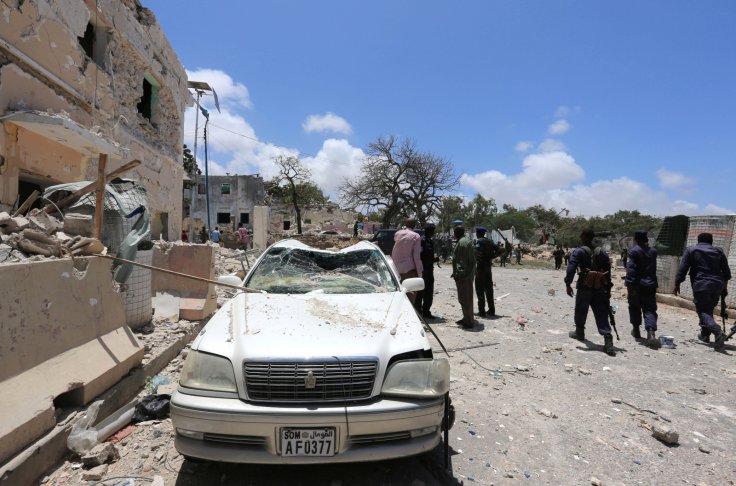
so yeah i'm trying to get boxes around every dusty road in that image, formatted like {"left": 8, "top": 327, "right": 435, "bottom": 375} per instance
{"left": 45, "top": 260, "right": 736, "bottom": 485}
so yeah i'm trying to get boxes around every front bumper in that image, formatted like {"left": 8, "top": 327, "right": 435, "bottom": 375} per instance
{"left": 171, "top": 390, "right": 444, "bottom": 464}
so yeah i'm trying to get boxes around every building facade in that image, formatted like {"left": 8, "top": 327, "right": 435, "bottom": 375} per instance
{"left": 186, "top": 174, "right": 265, "bottom": 234}
{"left": 0, "top": 0, "right": 189, "bottom": 239}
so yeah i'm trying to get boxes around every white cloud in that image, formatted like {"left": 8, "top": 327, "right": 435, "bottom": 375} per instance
{"left": 515, "top": 141, "right": 533, "bottom": 152}
{"left": 302, "top": 139, "right": 366, "bottom": 196}
{"left": 554, "top": 106, "right": 571, "bottom": 118}
{"left": 548, "top": 119, "right": 570, "bottom": 135}
{"left": 186, "top": 68, "right": 252, "bottom": 109}
{"left": 703, "top": 203, "right": 735, "bottom": 215}
{"left": 460, "top": 145, "right": 722, "bottom": 216}
{"left": 302, "top": 112, "right": 353, "bottom": 135}
{"left": 656, "top": 169, "right": 696, "bottom": 190}
{"left": 538, "top": 138, "right": 567, "bottom": 153}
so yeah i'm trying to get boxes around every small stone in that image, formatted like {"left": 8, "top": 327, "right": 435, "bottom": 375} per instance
{"left": 40, "top": 476, "right": 50, "bottom": 484}
{"left": 542, "top": 346, "right": 550, "bottom": 353}
{"left": 516, "top": 365, "right": 530, "bottom": 372}
{"left": 537, "top": 408, "right": 558, "bottom": 419}
{"left": 505, "top": 472, "right": 514, "bottom": 478}
{"left": 152, "top": 476, "right": 166, "bottom": 486}
{"left": 602, "top": 366, "right": 611, "bottom": 372}
{"left": 611, "top": 398, "right": 622, "bottom": 404}
{"left": 81, "top": 464, "right": 107, "bottom": 481}
{"left": 579, "top": 368, "right": 592, "bottom": 376}
{"left": 652, "top": 424, "right": 679, "bottom": 445}
{"left": 698, "top": 445, "right": 711, "bottom": 454}
{"left": 590, "top": 477, "right": 603, "bottom": 486}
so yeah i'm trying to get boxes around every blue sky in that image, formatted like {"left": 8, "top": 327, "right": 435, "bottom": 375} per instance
{"left": 145, "top": 0, "right": 735, "bottom": 216}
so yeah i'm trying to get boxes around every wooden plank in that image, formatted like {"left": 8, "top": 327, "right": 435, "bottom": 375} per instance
{"left": 42, "top": 159, "right": 141, "bottom": 214}
{"left": 12, "top": 190, "right": 40, "bottom": 217}
{"left": 93, "top": 154, "right": 107, "bottom": 239}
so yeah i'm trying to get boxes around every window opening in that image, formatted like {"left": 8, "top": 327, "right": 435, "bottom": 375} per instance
{"left": 283, "top": 221, "right": 291, "bottom": 231}
{"left": 221, "top": 183, "right": 231, "bottom": 195}
{"left": 240, "top": 213, "right": 249, "bottom": 224}
{"left": 197, "top": 183, "right": 206, "bottom": 195}
{"left": 217, "top": 213, "right": 231, "bottom": 225}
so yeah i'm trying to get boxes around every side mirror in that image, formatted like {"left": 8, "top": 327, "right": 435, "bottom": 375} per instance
{"left": 217, "top": 275, "right": 243, "bottom": 287}
{"left": 402, "top": 277, "right": 425, "bottom": 292}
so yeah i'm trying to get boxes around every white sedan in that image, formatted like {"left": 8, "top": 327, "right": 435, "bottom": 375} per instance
{"left": 171, "top": 239, "right": 451, "bottom": 464}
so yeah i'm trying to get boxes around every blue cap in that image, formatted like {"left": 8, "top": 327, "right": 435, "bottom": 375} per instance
{"left": 476, "top": 226, "right": 487, "bottom": 235}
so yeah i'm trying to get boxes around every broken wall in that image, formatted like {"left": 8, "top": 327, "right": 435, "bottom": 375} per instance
{"left": 0, "top": 0, "right": 189, "bottom": 238}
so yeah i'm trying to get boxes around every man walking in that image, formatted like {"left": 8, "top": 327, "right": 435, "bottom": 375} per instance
{"left": 474, "top": 227, "right": 498, "bottom": 317}
{"left": 564, "top": 229, "right": 615, "bottom": 356}
{"left": 515, "top": 244, "right": 523, "bottom": 264}
{"left": 237, "top": 222, "right": 250, "bottom": 250}
{"left": 553, "top": 245, "right": 564, "bottom": 270}
{"left": 391, "top": 218, "right": 423, "bottom": 303}
{"left": 675, "top": 233, "right": 731, "bottom": 350}
{"left": 415, "top": 223, "right": 439, "bottom": 318}
{"left": 625, "top": 230, "right": 660, "bottom": 348}
{"left": 452, "top": 226, "right": 476, "bottom": 328}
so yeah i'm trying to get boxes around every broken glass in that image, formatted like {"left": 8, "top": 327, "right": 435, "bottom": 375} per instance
{"left": 246, "top": 247, "right": 399, "bottom": 294}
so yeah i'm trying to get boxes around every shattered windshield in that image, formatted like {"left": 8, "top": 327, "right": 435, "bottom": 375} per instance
{"left": 246, "top": 247, "right": 399, "bottom": 294}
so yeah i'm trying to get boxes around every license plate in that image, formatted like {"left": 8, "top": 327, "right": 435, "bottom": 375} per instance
{"left": 280, "top": 427, "right": 336, "bottom": 456}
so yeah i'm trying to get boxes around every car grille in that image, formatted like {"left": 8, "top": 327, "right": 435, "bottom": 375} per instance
{"left": 243, "top": 359, "right": 378, "bottom": 402}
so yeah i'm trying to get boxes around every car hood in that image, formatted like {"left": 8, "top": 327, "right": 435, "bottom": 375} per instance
{"left": 192, "top": 291, "right": 429, "bottom": 361}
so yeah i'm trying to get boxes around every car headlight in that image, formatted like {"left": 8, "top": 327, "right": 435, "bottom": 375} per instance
{"left": 381, "top": 358, "right": 450, "bottom": 398}
{"left": 179, "top": 350, "right": 237, "bottom": 392}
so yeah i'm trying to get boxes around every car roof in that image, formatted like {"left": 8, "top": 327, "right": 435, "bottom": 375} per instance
{"left": 271, "top": 239, "right": 381, "bottom": 254}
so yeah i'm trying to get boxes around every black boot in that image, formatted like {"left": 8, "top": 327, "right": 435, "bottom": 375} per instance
{"left": 646, "top": 330, "right": 661, "bottom": 349}
{"left": 631, "top": 326, "right": 642, "bottom": 340}
{"left": 569, "top": 326, "right": 585, "bottom": 341}
{"left": 714, "top": 332, "right": 726, "bottom": 351}
{"left": 488, "top": 306, "right": 496, "bottom": 317}
{"left": 604, "top": 334, "right": 615, "bottom": 355}
{"left": 697, "top": 329, "right": 711, "bottom": 343}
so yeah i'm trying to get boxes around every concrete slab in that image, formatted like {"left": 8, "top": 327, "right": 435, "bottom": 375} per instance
{"left": 0, "top": 327, "right": 143, "bottom": 464}
{"left": 153, "top": 292, "right": 181, "bottom": 322}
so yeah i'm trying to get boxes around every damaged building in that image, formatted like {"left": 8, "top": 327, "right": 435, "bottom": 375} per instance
{"left": 0, "top": 0, "right": 189, "bottom": 239}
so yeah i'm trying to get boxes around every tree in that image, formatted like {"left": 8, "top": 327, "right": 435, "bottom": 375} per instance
{"left": 272, "top": 155, "right": 313, "bottom": 234}
{"left": 182, "top": 144, "right": 200, "bottom": 176}
{"left": 266, "top": 178, "right": 328, "bottom": 207}
{"left": 464, "top": 194, "right": 497, "bottom": 230}
{"left": 436, "top": 195, "right": 465, "bottom": 235}
{"left": 492, "top": 205, "right": 537, "bottom": 242}
{"left": 340, "top": 136, "right": 458, "bottom": 227}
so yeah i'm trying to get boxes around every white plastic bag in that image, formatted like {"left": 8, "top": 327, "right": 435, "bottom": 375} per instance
{"left": 67, "top": 400, "right": 103, "bottom": 454}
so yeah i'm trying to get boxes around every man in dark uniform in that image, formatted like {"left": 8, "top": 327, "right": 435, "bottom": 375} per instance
{"left": 564, "top": 229, "right": 615, "bottom": 356}
{"left": 553, "top": 245, "right": 564, "bottom": 270}
{"left": 474, "top": 227, "right": 499, "bottom": 317}
{"left": 625, "top": 230, "right": 660, "bottom": 348}
{"left": 415, "top": 223, "right": 439, "bottom": 318}
{"left": 452, "top": 226, "right": 476, "bottom": 328}
{"left": 515, "top": 243, "right": 523, "bottom": 264}
{"left": 620, "top": 247, "right": 628, "bottom": 268}
{"left": 505, "top": 241, "right": 512, "bottom": 265}
{"left": 675, "top": 233, "right": 732, "bottom": 350}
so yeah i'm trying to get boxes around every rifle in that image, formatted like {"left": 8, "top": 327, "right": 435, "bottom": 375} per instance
{"left": 607, "top": 285, "right": 620, "bottom": 340}
{"left": 720, "top": 292, "right": 728, "bottom": 333}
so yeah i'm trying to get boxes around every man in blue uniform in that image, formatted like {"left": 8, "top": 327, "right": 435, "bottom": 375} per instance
{"left": 474, "top": 227, "right": 499, "bottom": 317}
{"left": 675, "top": 233, "right": 732, "bottom": 351}
{"left": 625, "top": 230, "right": 660, "bottom": 348}
{"left": 564, "top": 229, "right": 615, "bottom": 356}
{"left": 415, "top": 223, "right": 439, "bottom": 318}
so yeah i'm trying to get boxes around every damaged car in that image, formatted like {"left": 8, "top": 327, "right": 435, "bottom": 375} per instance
{"left": 171, "top": 239, "right": 451, "bottom": 464}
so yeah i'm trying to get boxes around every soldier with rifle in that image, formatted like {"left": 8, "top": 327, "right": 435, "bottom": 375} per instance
{"left": 675, "top": 232, "right": 731, "bottom": 351}
{"left": 474, "top": 227, "right": 501, "bottom": 317}
{"left": 625, "top": 230, "right": 661, "bottom": 348}
{"left": 564, "top": 229, "right": 616, "bottom": 356}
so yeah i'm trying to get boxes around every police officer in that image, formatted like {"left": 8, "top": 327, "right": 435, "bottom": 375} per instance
{"left": 564, "top": 229, "right": 615, "bottom": 356}
{"left": 625, "top": 230, "right": 660, "bottom": 348}
{"left": 675, "top": 233, "right": 732, "bottom": 350}
{"left": 553, "top": 245, "right": 564, "bottom": 270}
{"left": 415, "top": 223, "right": 439, "bottom": 318}
{"left": 474, "top": 227, "right": 498, "bottom": 317}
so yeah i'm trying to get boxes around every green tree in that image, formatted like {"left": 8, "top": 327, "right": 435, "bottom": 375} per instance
{"left": 271, "top": 155, "right": 314, "bottom": 234}
{"left": 464, "top": 194, "right": 497, "bottom": 230}
{"left": 182, "top": 144, "right": 200, "bottom": 176}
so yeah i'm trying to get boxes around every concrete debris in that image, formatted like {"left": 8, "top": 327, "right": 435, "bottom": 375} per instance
{"left": 537, "top": 408, "right": 558, "bottom": 419}
{"left": 651, "top": 424, "right": 679, "bottom": 445}
{"left": 0, "top": 209, "right": 105, "bottom": 262}
{"left": 81, "top": 464, "right": 108, "bottom": 481}
{"left": 590, "top": 477, "right": 603, "bottom": 486}
{"left": 151, "top": 476, "right": 166, "bottom": 486}
{"left": 81, "top": 442, "right": 120, "bottom": 467}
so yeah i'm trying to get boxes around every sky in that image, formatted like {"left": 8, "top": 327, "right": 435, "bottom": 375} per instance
{"left": 145, "top": 0, "right": 736, "bottom": 217}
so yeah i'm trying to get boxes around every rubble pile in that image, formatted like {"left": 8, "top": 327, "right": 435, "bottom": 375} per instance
{"left": 0, "top": 209, "right": 105, "bottom": 263}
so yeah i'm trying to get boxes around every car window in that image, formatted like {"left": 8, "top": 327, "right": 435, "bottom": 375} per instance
{"left": 246, "top": 247, "right": 399, "bottom": 294}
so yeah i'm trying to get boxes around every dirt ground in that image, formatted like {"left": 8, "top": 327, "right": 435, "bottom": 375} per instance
{"left": 43, "top": 254, "right": 736, "bottom": 486}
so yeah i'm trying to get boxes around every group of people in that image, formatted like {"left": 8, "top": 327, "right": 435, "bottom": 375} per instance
{"left": 391, "top": 218, "right": 732, "bottom": 355}
{"left": 566, "top": 229, "right": 731, "bottom": 355}
{"left": 181, "top": 223, "right": 253, "bottom": 250}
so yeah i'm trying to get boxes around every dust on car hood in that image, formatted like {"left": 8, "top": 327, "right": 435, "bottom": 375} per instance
{"left": 193, "top": 291, "right": 428, "bottom": 360}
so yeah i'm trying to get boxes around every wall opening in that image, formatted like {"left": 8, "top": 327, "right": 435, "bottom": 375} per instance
{"left": 217, "top": 212, "right": 231, "bottom": 225}
{"left": 197, "top": 183, "right": 206, "bottom": 194}
{"left": 77, "top": 21, "right": 109, "bottom": 69}
{"left": 220, "top": 183, "right": 231, "bottom": 195}
{"left": 240, "top": 212, "right": 249, "bottom": 224}
{"left": 283, "top": 221, "right": 291, "bottom": 231}
{"left": 137, "top": 74, "right": 160, "bottom": 123}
